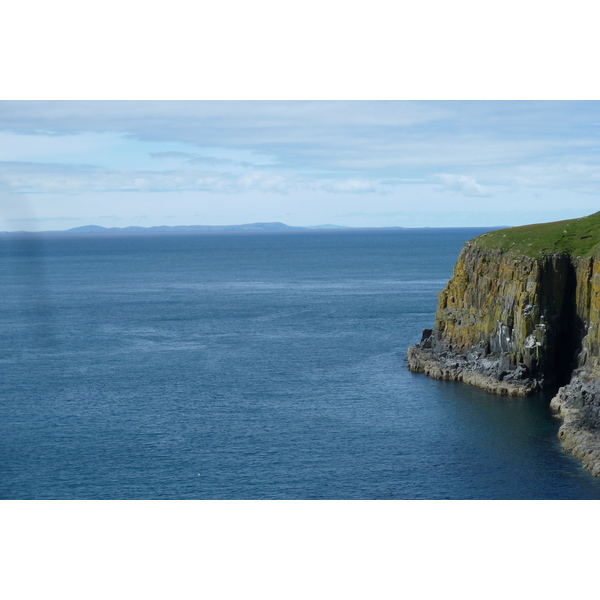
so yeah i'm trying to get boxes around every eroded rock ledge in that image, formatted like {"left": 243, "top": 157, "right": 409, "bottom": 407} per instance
{"left": 407, "top": 214, "right": 600, "bottom": 477}
{"left": 407, "top": 345, "right": 539, "bottom": 397}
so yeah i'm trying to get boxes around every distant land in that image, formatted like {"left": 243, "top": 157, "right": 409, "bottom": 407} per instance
{"left": 1, "top": 222, "right": 508, "bottom": 235}
{"left": 63, "top": 222, "right": 350, "bottom": 234}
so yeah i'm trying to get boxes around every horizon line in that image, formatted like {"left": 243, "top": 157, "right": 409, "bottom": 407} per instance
{"left": 0, "top": 221, "right": 511, "bottom": 235}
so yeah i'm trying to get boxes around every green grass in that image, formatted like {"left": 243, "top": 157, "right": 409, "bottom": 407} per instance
{"left": 471, "top": 211, "right": 600, "bottom": 258}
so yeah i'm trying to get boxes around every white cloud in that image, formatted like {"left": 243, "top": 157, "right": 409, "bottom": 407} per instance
{"left": 319, "top": 179, "right": 377, "bottom": 193}
{"left": 1, "top": 101, "right": 597, "bottom": 179}
{"left": 496, "top": 162, "right": 600, "bottom": 193}
{"left": 433, "top": 174, "right": 489, "bottom": 197}
{"left": 0, "top": 160, "right": 390, "bottom": 196}
{"left": 237, "top": 171, "right": 294, "bottom": 193}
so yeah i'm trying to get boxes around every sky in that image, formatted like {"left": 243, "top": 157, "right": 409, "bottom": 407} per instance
{"left": 2, "top": 100, "right": 600, "bottom": 231}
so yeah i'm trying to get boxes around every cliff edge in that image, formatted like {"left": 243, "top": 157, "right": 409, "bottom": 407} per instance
{"left": 407, "top": 211, "right": 600, "bottom": 476}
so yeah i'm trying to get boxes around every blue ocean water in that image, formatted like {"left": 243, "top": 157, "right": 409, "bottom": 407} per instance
{"left": 2, "top": 228, "right": 600, "bottom": 500}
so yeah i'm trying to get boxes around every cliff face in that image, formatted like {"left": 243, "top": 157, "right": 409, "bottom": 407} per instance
{"left": 407, "top": 212, "right": 600, "bottom": 475}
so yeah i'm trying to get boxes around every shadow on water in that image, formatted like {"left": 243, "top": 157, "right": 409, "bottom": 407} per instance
{"left": 414, "top": 376, "right": 600, "bottom": 499}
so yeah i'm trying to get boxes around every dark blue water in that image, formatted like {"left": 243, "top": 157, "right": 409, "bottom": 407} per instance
{"left": 2, "top": 229, "right": 600, "bottom": 499}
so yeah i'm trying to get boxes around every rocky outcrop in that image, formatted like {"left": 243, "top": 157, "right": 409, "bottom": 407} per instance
{"left": 406, "top": 345, "right": 539, "bottom": 396}
{"left": 407, "top": 214, "right": 600, "bottom": 476}
{"left": 408, "top": 244, "right": 581, "bottom": 393}
{"left": 550, "top": 375, "right": 600, "bottom": 476}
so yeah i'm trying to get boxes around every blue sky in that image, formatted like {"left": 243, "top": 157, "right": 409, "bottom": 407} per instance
{"left": 1, "top": 100, "right": 600, "bottom": 231}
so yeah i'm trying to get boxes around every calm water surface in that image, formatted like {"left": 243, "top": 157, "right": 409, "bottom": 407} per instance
{"left": 2, "top": 229, "right": 600, "bottom": 499}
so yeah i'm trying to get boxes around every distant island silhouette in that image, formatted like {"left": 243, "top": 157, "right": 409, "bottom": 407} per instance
{"left": 2, "top": 222, "right": 506, "bottom": 235}
{"left": 63, "top": 222, "right": 348, "bottom": 233}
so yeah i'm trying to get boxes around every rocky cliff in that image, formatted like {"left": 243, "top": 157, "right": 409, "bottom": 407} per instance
{"left": 407, "top": 212, "right": 600, "bottom": 475}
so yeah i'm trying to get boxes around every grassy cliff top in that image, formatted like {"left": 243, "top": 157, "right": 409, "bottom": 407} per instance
{"left": 471, "top": 211, "right": 600, "bottom": 258}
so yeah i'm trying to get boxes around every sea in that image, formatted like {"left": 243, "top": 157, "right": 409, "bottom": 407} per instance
{"left": 2, "top": 227, "right": 600, "bottom": 500}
